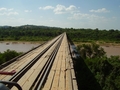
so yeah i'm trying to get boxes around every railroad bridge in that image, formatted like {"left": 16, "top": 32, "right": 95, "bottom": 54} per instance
{"left": 0, "top": 33, "right": 78, "bottom": 90}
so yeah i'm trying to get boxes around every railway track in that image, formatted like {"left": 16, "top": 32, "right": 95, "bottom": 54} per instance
{"left": 0, "top": 33, "right": 62, "bottom": 80}
{"left": 0, "top": 33, "right": 78, "bottom": 90}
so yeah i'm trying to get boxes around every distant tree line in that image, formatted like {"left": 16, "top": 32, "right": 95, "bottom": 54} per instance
{"left": 65, "top": 28, "right": 120, "bottom": 42}
{"left": 0, "top": 25, "right": 120, "bottom": 42}
{"left": 0, "top": 26, "right": 62, "bottom": 41}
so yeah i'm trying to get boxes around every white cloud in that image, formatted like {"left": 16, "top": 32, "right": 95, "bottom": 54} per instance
{"left": 67, "top": 11, "right": 117, "bottom": 29}
{"left": 53, "top": 5, "right": 66, "bottom": 14}
{"left": 54, "top": 4, "right": 77, "bottom": 14}
{"left": 43, "top": 6, "right": 54, "bottom": 10}
{"left": 0, "top": 7, "right": 18, "bottom": 16}
{"left": 68, "top": 12, "right": 107, "bottom": 22}
{"left": 0, "top": 8, "right": 14, "bottom": 11}
{"left": 89, "top": 8, "right": 110, "bottom": 13}
{"left": 0, "top": 7, "right": 7, "bottom": 11}
{"left": 7, "top": 12, "right": 19, "bottom": 15}
{"left": 66, "top": 5, "right": 77, "bottom": 11}
{"left": 0, "top": 12, "right": 19, "bottom": 16}
{"left": 39, "top": 5, "right": 78, "bottom": 14}
{"left": 24, "top": 10, "right": 32, "bottom": 12}
{"left": 39, "top": 6, "right": 54, "bottom": 10}
{"left": 68, "top": 12, "right": 110, "bottom": 26}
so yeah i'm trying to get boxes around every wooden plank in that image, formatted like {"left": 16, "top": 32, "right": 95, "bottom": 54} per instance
{"left": 58, "top": 71, "right": 65, "bottom": 90}
{"left": 21, "top": 57, "right": 50, "bottom": 89}
{"left": 58, "top": 47, "right": 65, "bottom": 90}
{"left": 20, "top": 38, "right": 61, "bottom": 90}
{"left": 22, "top": 70, "right": 41, "bottom": 90}
{"left": 65, "top": 64, "right": 73, "bottom": 90}
{"left": 73, "top": 80, "right": 78, "bottom": 90}
{"left": 43, "top": 53, "right": 60, "bottom": 90}
{"left": 50, "top": 47, "right": 63, "bottom": 90}
{"left": 42, "top": 71, "right": 55, "bottom": 90}
{"left": 11, "top": 69, "right": 34, "bottom": 90}
{"left": 17, "top": 69, "right": 34, "bottom": 87}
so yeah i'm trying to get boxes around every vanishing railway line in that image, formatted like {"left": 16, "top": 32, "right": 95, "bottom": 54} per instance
{"left": 0, "top": 33, "right": 78, "bottom": 90}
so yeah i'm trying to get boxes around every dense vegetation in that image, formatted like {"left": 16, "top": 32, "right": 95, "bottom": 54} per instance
{"left": 0, "top": 25, "right": 120, "bottom": 42}
{"left": 0, "top": 25, "right": 62, "bottom": 41}
{"left": 0, "top": 49, "right": 22, "bottom": 64}
{"left": 76, "top": 43, "right": 120, "bottom": 90}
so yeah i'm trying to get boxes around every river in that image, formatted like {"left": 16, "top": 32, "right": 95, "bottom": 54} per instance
{"left": 102, "top": 46, "right": 120, "bottom": 57}
{"left": 0, "top": 41, "right": 40, "bottom": 53}
{"left": 0, "top": 42, "right": 120, "bottom": 57}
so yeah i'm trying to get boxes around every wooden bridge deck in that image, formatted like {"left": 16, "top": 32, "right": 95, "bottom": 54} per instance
{"left": 0, "top": 33, "right": 78, "bottom": 90}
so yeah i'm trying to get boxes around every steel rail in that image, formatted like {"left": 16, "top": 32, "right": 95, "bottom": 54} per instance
{"left": 30, "top": 35, "right": 63, "bottom": 90}
{"left": 37, "top": 38, "right": 62, "bottom": 90}
{"left": 7, "top": 34, "right": 64, "bottom": 89}
{"left": 0, "top": 42, "right": 46, "bottom": 70}
{"left": 0, "top": 33, "right": 62, "bottom": 69}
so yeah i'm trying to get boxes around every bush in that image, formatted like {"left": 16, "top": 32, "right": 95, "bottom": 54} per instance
{"left": 0, "top": 49, "right": 22, "bottom": 64}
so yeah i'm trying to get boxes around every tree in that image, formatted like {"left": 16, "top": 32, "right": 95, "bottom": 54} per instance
{"left": 77, "top": 43, "right": 106, "bottom": 59}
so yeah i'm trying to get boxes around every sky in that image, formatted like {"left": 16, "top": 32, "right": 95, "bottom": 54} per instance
{"left": 0, "top": 0, "right": 120, "bottom": 30}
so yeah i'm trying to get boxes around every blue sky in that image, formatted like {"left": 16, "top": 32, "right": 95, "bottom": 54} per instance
{"left": 0, "top": 0, "right": 120, "bottom": 30}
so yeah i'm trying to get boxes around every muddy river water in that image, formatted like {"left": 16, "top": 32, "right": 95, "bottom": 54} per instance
{"left": 0, "top": 42, "right": 39, "bottom": 53}
{"left": 102, "top": 46, "right": 120, "bottom": 57}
